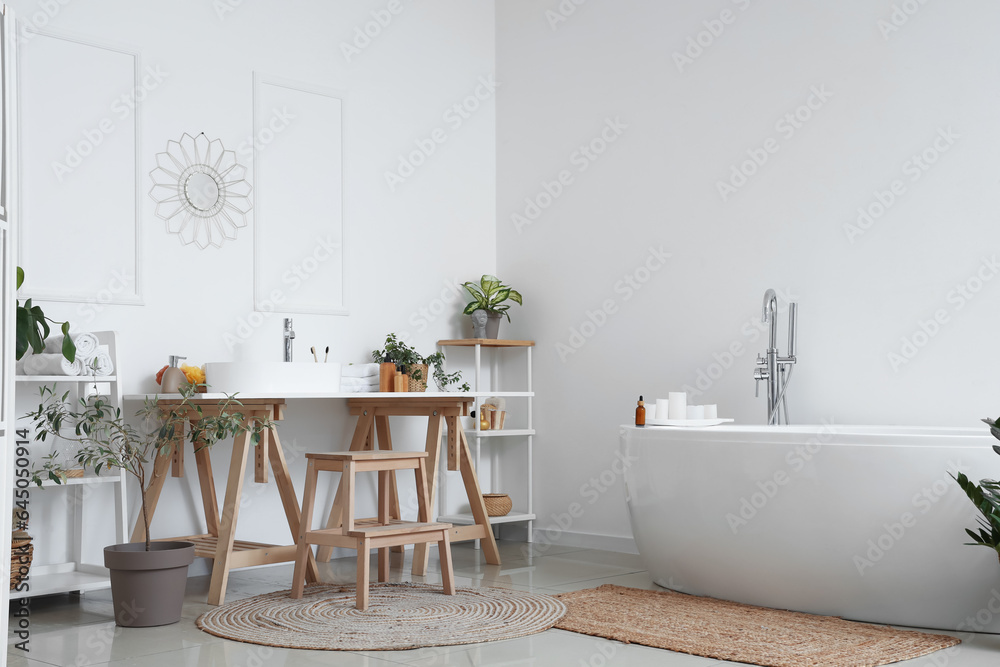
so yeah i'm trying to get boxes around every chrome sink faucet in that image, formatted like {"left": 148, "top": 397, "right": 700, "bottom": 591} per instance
{"left": 753, "top": 289, "right": 797, "bottom": 425}
{"left": 283, "top": 318, "right": 295, "bottom": 362}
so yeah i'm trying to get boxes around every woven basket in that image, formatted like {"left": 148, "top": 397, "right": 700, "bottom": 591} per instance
{"left": 483, "top": 493, "right": 512, "bottom": 517}
{"left": 62, "top": 468, "right": 85, "bottom": 479}
{"left": 407, "top": 364, "right": 428, "bottom": 392}
{"left": 10, "top": 538, "right": 32, "bottom": 590}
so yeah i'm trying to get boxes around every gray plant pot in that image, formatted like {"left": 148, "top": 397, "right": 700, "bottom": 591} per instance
{"left": 104, "top": 541, "right": 195, "bottom": 627}
{"left": 485, "top": 313, "right": 502, "bottom": 339}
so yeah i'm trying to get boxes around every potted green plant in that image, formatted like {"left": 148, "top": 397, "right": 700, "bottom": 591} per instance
{"left": 16, "top": 267, "right": 75, "bottom": 361}
{"left": 24, "top": 383, "right": 268, "bottom": 626}
{"left": 371, "top": 333, "right": 469, "bottom": 392}
{"left": 462, "top": 274, "right": 522, "bottom": 339}
{"left": 951, "top": 417, "right": 1000, "bottom": 564}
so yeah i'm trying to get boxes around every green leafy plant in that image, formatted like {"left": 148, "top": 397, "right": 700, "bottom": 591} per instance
{"left": 30, "top": 451, "right": 74, "bottom": 486}
{"left": 16, "top": 267, "right": 76, "bottom": 362}
{"left": 24, "top": 383, "right": 269, "bottom": 550}
{"left": 371, "top": 333, "right": 469, "bottom": 392}
{"left": 462, "top": 274, "right": 522, "bottom": 322}
{"left": 951, "top": 417, "right": 1000, "bottom": 564}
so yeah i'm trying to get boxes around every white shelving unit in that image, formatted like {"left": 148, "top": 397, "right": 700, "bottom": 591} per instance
{"left": 11, "top": 330, "right": 127, "bottom": 599}
{"left": 436, "top": 339, "right": 535, "bottom": 542}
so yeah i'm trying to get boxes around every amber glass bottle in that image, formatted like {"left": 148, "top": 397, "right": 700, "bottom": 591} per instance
{"left": 635, "top": 396, "right": 646, "bottom": 427}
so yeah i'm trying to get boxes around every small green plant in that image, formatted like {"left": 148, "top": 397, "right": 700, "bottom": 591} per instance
{"left": 462, "top": 274, "right": 522, "bottom": 322}
{"left": 16, "top": 267, "right": 76, "bottom": 362}
{"left": 30, "top": 451, "right": 73, "bottom": 486}
{"left": 371, "top": 333, "right": 469, "bottom": 392}
{"left": 951, "top": 417, "right": 1000, "bottom": 564}
{"left": 24, "top": 383, "right": 269, "bottom": 551}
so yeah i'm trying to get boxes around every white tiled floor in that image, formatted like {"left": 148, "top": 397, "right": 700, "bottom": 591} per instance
{"left": 7, "top": 540, "right": 999, "bottom": 666}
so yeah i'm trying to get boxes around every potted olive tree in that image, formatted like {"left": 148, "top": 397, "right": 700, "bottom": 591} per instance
{"left": 462, "top": 274, "right": 522, "bottom": 339}
{"left": 25, "top": 383, "right": 267, "bottom": 626}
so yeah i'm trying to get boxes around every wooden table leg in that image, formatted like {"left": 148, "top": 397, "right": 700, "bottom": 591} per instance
{"left": 193, "top": 441, "right": 220, "bottom": 537}
{"left": 130, "top": 439, "right": 176, "bottom": 544}
{"left": 254, "top": 410, "right": 270, "bottom": 484}
{"left": 375, "top": 414, "right": 404, "bottom": 554}
{"left": 208, "top": 430, "right": 252, "bottom": 606}
{"left": 170, "top": 419, "right": 185, "bottom": 478}
{"left": 291, "top": 459, "right": 318, "bottom": 599}
{"left": 317, "top": 409, "right": 374, "bottom": 562}
{"left": 267, "top": 424, "right": 319, "bottom": 583}
{"left": 456, "top": 424, "right": 500, "bottom": 565}
{"left": 412, "top": 414, "right": 443, "bottom": 576}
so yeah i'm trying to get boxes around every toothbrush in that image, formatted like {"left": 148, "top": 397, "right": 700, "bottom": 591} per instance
{"left": 324, "top": 346, "right": 329, "bottom": 363}
{"left": 311, "top": 346, "right": 318, "bottom": 362}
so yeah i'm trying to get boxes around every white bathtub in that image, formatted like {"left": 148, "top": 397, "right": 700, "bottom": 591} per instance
{"left": 621, "top": 424, "right": 1000, "bottom": 633}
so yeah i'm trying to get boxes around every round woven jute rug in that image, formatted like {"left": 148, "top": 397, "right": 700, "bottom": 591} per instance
{"left": 196, "top": 582, "right": 567, "bottom": 651}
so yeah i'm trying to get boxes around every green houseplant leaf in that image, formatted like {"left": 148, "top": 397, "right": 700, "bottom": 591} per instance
{"left": 462, "top": 274, "right": 523, "bottom": 323}
{"left": 952, "top": 425, "right": 1000, "bottom": 563}
{"left": 15, "top": 267, "right": 76, "bottom": 362}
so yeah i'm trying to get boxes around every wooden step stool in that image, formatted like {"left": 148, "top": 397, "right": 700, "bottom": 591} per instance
{"left": 290, "top": 450, "right": 455, "bottom": 610}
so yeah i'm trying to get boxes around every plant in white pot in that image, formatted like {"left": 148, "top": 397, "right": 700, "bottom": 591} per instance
{"left": 25, "top": 383, "right": 267, "bottom": 626}
{"left": 462, "top": 274, "right": 522, "bottom": 339}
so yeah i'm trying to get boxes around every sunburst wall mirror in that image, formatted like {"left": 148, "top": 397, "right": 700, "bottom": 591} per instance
{"left": 149, "top": 132, "right": 252, "bottom": 249}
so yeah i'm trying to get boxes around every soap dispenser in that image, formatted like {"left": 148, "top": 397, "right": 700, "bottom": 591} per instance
{"left": 160, "top": 355, "right": 187, "bottom": 393}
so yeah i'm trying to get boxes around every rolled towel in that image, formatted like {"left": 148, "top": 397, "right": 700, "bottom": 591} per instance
{"left": 340, "top": 376, "right": 380, "bottom": 388}
{"left": 339, "top": 384, "right": 377, "bottom": 393}
{"left": 44, "top": 332, "right": 99, "bottom": 359}
{"left": 23, "top": 353, "right": 82, "bottom": 376}
{"left": 341, "top": 363, "right": 379, "bottom": 378}
{"left": 80, "top": 345, "right": 114, "bottom": 376}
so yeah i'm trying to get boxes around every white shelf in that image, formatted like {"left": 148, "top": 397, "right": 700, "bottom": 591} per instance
{"left": 11, "top": 331, "right": 128, "bottom": 602}
{"left": 9, "top": 565, "right": 111, "bottom": 599}
{"left": 37, "top": 474, "right": 122, "bottom": 488}
{"left": 16, "top": 375, "right": 116, "bottom": 382}
{"left": 466, "top": 429, "right": 535, "bottom": 438}
{"left": 439, "top": 512, "right": 536, "bottom": 526}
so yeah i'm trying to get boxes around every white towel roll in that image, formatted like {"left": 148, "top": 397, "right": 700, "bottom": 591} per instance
{"left": 341, "top": 363, "right": 379, "bottom": 378}
{"left": 340, "top": 376, "right": 380, "bottom": 388}
{"left": 23, "top": 353, "right": 82, "bottom": 376}
{"left": 339, "top": 384, "right": 378, "bottom": 393}
{"left": 80, "top": 345, "right": 114, "bottom": 376}
{"left": 44, "top": 332, "right": 99, "bottom": 359}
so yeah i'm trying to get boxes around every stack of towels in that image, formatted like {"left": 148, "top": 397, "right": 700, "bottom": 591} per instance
{"left": 19, "top": 333, "right": 115, "bottom": 377}
{"left": 339, "top": 363, "right": 380, "bottom": 393}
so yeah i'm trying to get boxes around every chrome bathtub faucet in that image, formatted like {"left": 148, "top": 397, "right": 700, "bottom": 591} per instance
{"left": 753, "top": 289, "right": 797, "bottom": 425}
{"left": 283, "top": 318, "right": 295, "bottom": 362}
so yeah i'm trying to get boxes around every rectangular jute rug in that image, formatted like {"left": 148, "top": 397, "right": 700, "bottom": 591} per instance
{"left": 555, "top": 585, "right": 959, "bottom": 667}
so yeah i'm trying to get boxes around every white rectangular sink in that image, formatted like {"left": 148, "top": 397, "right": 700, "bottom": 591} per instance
{"left": 204, "top": 361, "right": 341, "bottom": 395}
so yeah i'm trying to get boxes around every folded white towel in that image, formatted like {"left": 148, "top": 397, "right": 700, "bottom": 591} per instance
{"left": 44, "top": 332, "right": 99, "bottom": 359}
{"left": 339, "top": 384, "right": 378, "bottom": 393}
{"left": 80, "top": 345, "right": 114, "bottom": 376}
{"left": 341, "top": 363, "right": 380, "bottom": 378}
{"left": 340, "top": 376, "right": 380, "bottom": 388}
{"left": 24, "top": 353, "right": 83, "bottom": 376}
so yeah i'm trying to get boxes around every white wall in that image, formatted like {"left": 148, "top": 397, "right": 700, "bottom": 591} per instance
{"left": 12, "top": 0, "right": 496, "bottom": 569}
{"left": 497, "top": 1, "right": 1000, "bottom": 550}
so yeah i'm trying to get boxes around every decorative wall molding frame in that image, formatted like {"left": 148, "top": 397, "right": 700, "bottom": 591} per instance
{"left": 17, "top": 28, "right": 142, "bottom": 305}
{"left": 252, "top": 73, "right": 347, "bottom": 316}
